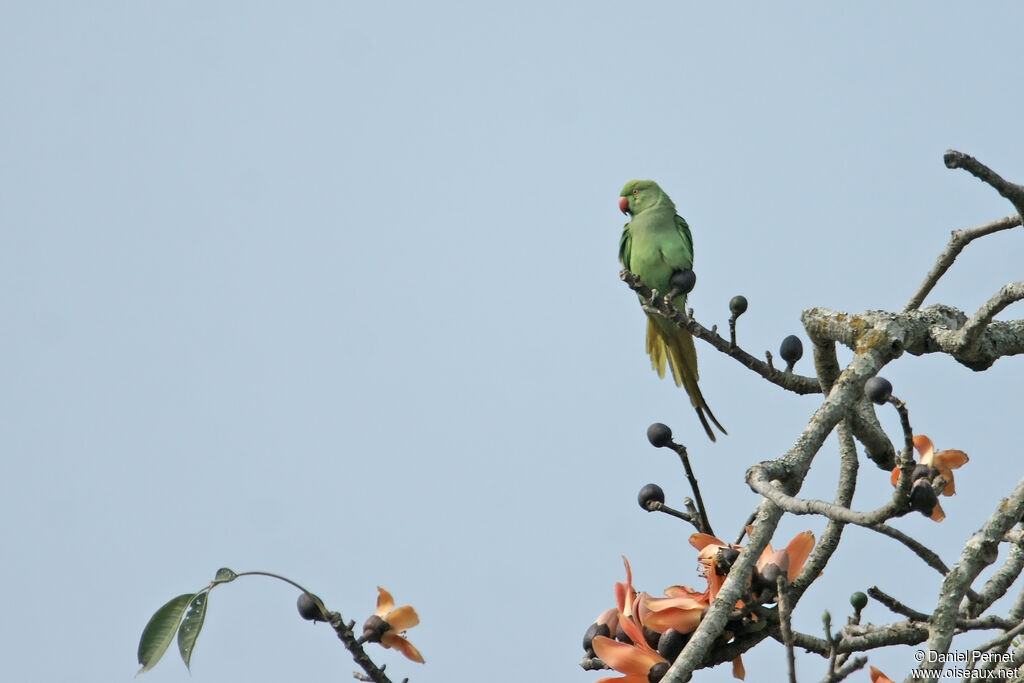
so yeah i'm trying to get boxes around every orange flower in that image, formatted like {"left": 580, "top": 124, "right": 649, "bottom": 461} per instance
{"left": 641, "top": 584, "right": 707, "bottom": 634}
{"left": 690, "top": 533, "right": 743, "bottom": 603}
{"left": 592, "top": 635, "right": 668, "bottom": 683}
{"left": 361, "top": 587, "right": 424, "bottom": 663}
{"left": 753, "top": 531, "right": 815, "bottom": 600}
{"left": 869, "top": 665, "right": 895, "bottom": 682}
{"left": 890, "top": 435, "right": 969, "bottom": 521}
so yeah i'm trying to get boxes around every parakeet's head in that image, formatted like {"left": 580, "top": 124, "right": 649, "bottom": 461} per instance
{"left": 618, "top": 179, "right": 670, "bottom": 215}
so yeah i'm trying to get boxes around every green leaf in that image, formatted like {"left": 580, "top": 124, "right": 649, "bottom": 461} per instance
{"left": 213, "top": 567, "right": 237, "bottom": 584}
{"left": 137, "top": 593, "right": 196, "bottom": 673}
{"left": 177, "top": 591, "right": 208, "bottom": 670}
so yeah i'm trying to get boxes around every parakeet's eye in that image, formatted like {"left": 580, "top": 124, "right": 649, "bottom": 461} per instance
{"left": 632, "top": 188, "right": 639, "bottom": 196}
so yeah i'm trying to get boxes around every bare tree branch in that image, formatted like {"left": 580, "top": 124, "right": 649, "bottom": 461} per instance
{"left": 621, "top": 269, "right": 821, "bottom": 394}
{"left": 954, "top": 281, "right": 1024, "bottom": 353}
{"left": 944, "top": 150, "right": 1024, "bottom": 217}
{"left": 904, "top": 214, "right": 1021, "bottom": 311}
{"left": 914, "top": 476, "right": 1024, "bottom": 679}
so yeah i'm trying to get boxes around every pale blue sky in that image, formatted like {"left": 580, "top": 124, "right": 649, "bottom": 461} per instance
{"left": 3, "top": 3, "right": 1023, "bottom": 682}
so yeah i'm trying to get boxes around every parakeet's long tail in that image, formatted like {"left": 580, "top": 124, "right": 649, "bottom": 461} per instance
{"left": 646, "top": 315, "right": 727, "bottom": 442}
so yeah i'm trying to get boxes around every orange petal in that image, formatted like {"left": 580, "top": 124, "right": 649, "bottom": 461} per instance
{"left": 869, "top": 665, "right": 895, "bottom": 683}
{"left": 642, "top": 606, "right": 702, "bottom": 634}
{"left": 644, "top": 594, "right": 707, "bottom": 612}
{"left": 595, "top": 607, "right": 618, "bottom": 630}
{"left": 913, "top": 435, "right": 935, "bottom": 462}
{"left": 929, "top": 500, "right": 946, "bottom": 522}
{"left": 375, "top": 587, "right": 395, "bottom": 616}
{"left": 381, "top": 632, "right": 425, "bottom": 663}
{"left": 594, "top": 676, "right": 649, "bottom": 683}
{"left": 592, "top": 636, "right": 663, "bottom": 675}
{"left": 755, "top": 543, "right": 776, "bottom": 571}
{"left": 664, "top": 584, "right": 706, "bottom": 600}
{"left": 615, "top": 556, "right": 638, "bottom": 617}
{"left": 935, "top": 468, "right": 957, "bottom": 495}
{"left": 690, "top": 533, "right": 727, "bottom": 551}
{"left": 618, "top": 613, "right": 647, "bottom": 648}
{"left": 934, "top": 450, "right": 968, "bottom": 495}
{"left": 732, "top": 654, "right": 745, "bottom": 680}
{"left": 385, "top": 604, "right": 419, "bottom": 631}
{"left": 934, "top": 449, "right": 968, "bottom": 469}
{"left": 785, "top": 531, "right": 815, "bottom": 578}
{"left": 764, "top": 549, "right": 790, "bottom": 576}
{"left": 890, "top": 466, "right": 900, "bottom": 488}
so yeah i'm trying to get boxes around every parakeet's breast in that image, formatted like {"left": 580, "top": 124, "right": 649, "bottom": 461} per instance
{"left": 626, "top": 211, "right": 688, "bottom": 294}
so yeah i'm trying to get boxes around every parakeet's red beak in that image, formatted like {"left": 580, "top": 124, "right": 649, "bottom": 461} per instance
{"left": 618, "top": 196, "right": 630, "bottom": 214}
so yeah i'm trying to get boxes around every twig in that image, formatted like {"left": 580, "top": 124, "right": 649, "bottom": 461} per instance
{"left": 328, "top": 616, "right": 394, "bottom": 683}
{"left": 668, "top": 441, "right": 714, "bottom": 536}
{"left": 867, "top": 586, "right": 930, "bottom": 622}
{"left": 735, "top": 512, "right": 757, "bottom": 545}
{"left": 968, "top": 540, "right": 1024, "bottom": 617}
{"left": 621, "top": 269, "right": 821, "bottom": 395}
{"left": 904, "top": 214, "right": 1021, "bottom": 311}
{"left": 777, "top": 577, "right": 797, "bottom": 683}
{"left": 956, "top": 281, "right": 1024, "bottom": 352}
{"left": 747, "top": 467, "right": 902, "bottom": 526}
{"left": 645, "top": 500, "right": 697, "bottom": 526}
{"left": 830, "top": 656, "right": 867, "bottom": 683}
{"left": 944, "top": 150, "right": 1024, "bottom": 217}
{"left": 822, "top": 611, "right": 839, "bottom": 683}
{"left": 968, "top": 620, "right": 1024, "bottom": 673}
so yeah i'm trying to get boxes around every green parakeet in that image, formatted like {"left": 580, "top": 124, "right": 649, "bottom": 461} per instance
{"left": 618, "top": 179, "right": 726, "bottom": 442}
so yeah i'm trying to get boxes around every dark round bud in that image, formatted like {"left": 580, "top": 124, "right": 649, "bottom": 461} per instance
{"left": 864, "top": 376, "right": 893, "bottom": 405}
{"left": 729, "top": 295, "right": 748, "bottom": 316}
{"left": 669, "top": 269, "right": 696, "bottom": 295}
{"left": 638, "top": 483, "right": 666, "bottom": 510}
{"left": 647, "top": 663, "right": 671, "bottom": 683}
{"left": 912, "top": 464, "right": 939, "bottom": 481}
{"left": 648, "top": 660, "right": 670, "bottom": 682}
{"left": 850, "top": 591, "right": 868, "bottom": 610}
{"left": 909, "top": 479, "right": 939, "bottom": 516}
{"left": 760, "top": 562, "right": 785, "bottom": 586}
{"left": 297, "top": 592, "right": 324, "bottom": 622}
{"left": 647, "top": 423, "right": 673, "bottom": 448}
{"left": 642, "top": 625, "right": 662, "bottom": 649}
{"left": 583, "top": 621, "right": 610, "bottom": 653}
{"left": 715, "top": 547, "right": 740, "bottom": 576}
{"left": 361, "top": 614, "right": 390, "bottom": 643}
{"left": 615, "top": 621, "right": 633, "bottom": 644}
{"left": 657, "top": 628, "right": 688, "bottom": 662}
{"left": 779, "top": 335, "right": 803, "bottom": 364}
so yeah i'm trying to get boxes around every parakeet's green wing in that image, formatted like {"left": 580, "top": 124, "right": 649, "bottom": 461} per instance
{"left": 674, "top": 214, "right": 694, "bottom": 265}
{"left": 618, "top": 224, "right": 632, "bottom": 268}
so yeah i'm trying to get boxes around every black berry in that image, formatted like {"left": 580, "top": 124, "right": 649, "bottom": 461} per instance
{"left": 297, "top": 592, "right": 324, "bottom": 622}
{"left": 669, "top": 269, "right": 696, "bottom": 295}
{"left": 864, "top": 376, "right": 893, "bottom": 405}
{"left": 647, "top": 423, "right": 673, "bottom": 448}
{"left": 779, "top": 335, "right": 803, "bottom": 364}
{"left": 638, "top": 483, "right": 666, "bottom": 509}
